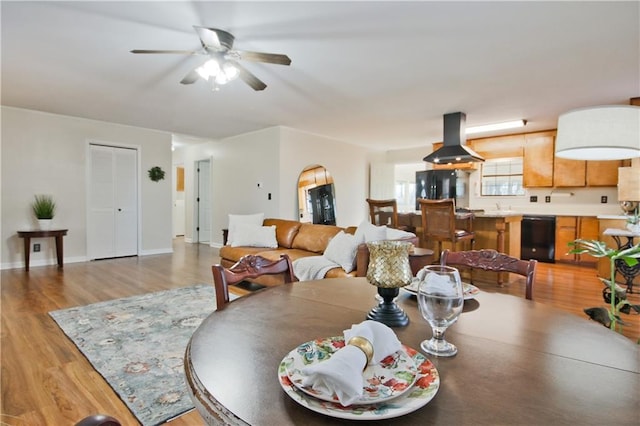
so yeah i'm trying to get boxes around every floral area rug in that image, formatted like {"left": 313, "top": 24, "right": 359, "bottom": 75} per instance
{"left": 49, "top": 284, "right": 237, "bottom": 426}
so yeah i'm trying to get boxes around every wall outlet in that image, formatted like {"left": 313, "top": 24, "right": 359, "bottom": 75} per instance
{"left": 601, "top": 196, "right": 608, "bottom": 203}
{"left": 33, "top": 243, "right": 41, "bottom": 252}
{"left": 545, "top": 196, "right": 551, "bottom": 203}
{"left": 530, "top": 196, "right": 538, "bottom": 202}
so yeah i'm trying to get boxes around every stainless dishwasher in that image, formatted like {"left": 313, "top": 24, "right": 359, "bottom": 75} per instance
{"left": 521, "top": 215, "right": 556, "bottom": 263}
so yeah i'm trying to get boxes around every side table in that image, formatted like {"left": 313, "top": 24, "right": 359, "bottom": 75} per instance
{"left": 17, "top": 229, "right": 68, "bottom": 271}
{"left": 603, "top": 228, "right": 640, "bottom": 293}
{"left": 409, "top": 247, "right": 435, "bottom": 275}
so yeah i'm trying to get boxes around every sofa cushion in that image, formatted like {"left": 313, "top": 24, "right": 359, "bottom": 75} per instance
{"left": 263, "top": 218, "right": 302, "bottom": 248}
{"left": 354, "top": 221, "right": 388, "bottom": 244}
{"left": 323, "top": 231, "right": 358, "bottom": 273}
{"left": 292, "top": 223, "right": 343, "bottom": 254}
{"left": 227, "top": 213, "right": 264, "bottom": 245}
{"left": 254, "top": 248, "right": 316, "bottom": 263}
{"left": 230, "top": 224, "right": 278, "bottom": 248}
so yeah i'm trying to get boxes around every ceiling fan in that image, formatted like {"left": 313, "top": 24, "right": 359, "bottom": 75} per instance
{"left": 131, "top": 26, "right": 291, "bottom": 91}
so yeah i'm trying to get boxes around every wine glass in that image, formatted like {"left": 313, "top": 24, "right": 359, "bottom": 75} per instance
{"left": 417, "top": 265, "right": 464, "bottom": 357}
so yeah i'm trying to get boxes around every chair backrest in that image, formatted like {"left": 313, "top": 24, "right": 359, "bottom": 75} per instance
{"left": 418, "top": 198, "right": 457, "bottom": 242}
{"left": 366, "top": 198, "right": 399, "bottom": 228}
{"left": 212, "top": 254, "right": 295, "bottom": 310}
{"left": 440, "top": 249, "right": 537, "bottom": 300}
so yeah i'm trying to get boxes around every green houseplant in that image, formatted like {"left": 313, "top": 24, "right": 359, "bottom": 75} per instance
{"left": 568, "top": 239, "right": 640, "bottom": 336}
{"left": 32, "top": 194, "right": 56, "bottom": 219}
{"left": 32, "top": 194, "right": 56, "bottom": 230}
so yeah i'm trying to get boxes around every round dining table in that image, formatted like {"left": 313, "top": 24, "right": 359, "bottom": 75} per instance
{"left": 184, "top": 277, "right": 639, "bottom": 425}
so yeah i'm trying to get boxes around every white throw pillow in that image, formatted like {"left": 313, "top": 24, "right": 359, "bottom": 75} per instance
{"left": 354, "top": 220, "right": 388, "bottom": 245}
{"left": 230, "top": 224, "right": 278, "bottom": 248}
{"left": 323, "top": 231, "right": 358, "bottom": 273}
{"left": 386, "top": 227, "right": 416, "bottom": 240}
{"left": 227, "top": 213, "right": 264, "bottom": 245}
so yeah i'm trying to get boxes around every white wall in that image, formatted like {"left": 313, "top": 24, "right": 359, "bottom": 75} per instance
{"left": 180, "top": 126, "right": 374, "bottom": 246}
{"left": 1, "top": 107, "right": 173, "bottom": 269}
{"left": 279, "top": 127, "right": 371, "bottom": 227}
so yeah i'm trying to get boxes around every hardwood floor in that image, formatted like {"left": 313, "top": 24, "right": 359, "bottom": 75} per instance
{"left": 2, "top": 239, "right": 638, "bottom": 425}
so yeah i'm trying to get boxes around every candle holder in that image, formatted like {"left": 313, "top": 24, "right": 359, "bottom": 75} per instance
{"left": 366, "top": 240, "right": 413, "bottom": 327}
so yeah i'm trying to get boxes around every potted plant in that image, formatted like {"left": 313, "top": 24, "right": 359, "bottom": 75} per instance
{"left": 32, "top": 194, "right": 56, "bottom": 230}
{"left": 568, "top": 239, "right": 640, "bottom": 339}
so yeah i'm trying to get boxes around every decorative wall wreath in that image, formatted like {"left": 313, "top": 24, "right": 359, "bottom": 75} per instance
{"left": 148, "top": 166, "right": 166, "bottom": 182}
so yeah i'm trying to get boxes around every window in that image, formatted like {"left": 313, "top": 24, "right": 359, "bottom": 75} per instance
{"left": 481, "top": 158, "right": 525, "bottom": 196}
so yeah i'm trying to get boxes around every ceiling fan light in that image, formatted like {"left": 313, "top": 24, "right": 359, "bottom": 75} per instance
{"left": 215, "top": 63, "right": 239, "bottom": 85}
{"left": 197, "top": 59, "right": 220, "bottom": 81}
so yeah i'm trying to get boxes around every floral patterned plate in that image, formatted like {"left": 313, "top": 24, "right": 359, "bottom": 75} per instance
{"left": 278, "top": 339, "right": 440, "bottom": 420}
{"left": 403, "top": 279, "right": 480, "bottom": 300}
{"left": 284, "top": 336, "right": 418, "bottom": 404}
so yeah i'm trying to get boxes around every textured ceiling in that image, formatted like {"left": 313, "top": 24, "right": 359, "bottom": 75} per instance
{"left": 2, "top": 1, "right": 639, "bottom": 150}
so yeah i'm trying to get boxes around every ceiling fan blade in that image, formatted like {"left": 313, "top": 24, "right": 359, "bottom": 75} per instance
{"left": 180, "top": 69, "right": 200, "bottom": 85}
{"left": 230, "top": 61, "right": 267, "bottom": 91}
{"left": 237, "top": 50, "right": 292, "bottom": 66}
{"left": 130, "top": 49, "right": 199, "bottom": 55}
{"left": 193, "top": 26, "right": 234, "bottom": 51}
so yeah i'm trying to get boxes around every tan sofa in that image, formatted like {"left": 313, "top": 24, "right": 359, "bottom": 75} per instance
{"left": 219, "top": 218, "right": 418, "bottom": 286}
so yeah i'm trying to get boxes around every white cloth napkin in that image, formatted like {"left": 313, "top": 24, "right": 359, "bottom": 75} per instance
{"left": 300, "top": 320, "right": 402, "bottom": 406}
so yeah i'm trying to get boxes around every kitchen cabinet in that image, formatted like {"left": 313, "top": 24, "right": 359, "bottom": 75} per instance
{"left": 554, "top": 157, "right": 586, "bottom": 187}
{"left": 554, "top": 158, "right": 628, "bottom": 187}
{"left": 555, "top": 216, "right": 599, "bottom": 263}
{"left": 523, "top": 131, "right": 555, "bottom": 187}
{"left": 555, "top": 216, "right": 577, "bottom": 262}
{"left": 586, "top": 160, "right": 628, "bottom": 186}
{"left": 470, "top": 134, "right": 524, "bottom": 159}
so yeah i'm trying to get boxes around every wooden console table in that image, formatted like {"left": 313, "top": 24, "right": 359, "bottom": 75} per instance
{"left": 603, "top": 228, "right": 640, "bottom": 292}
{"left": 17, "top": 229, "right": 68, "bottom": 271}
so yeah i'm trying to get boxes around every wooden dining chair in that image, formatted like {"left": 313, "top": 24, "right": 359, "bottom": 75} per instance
{"left": 366, "top": 198, "right": 415, "bottom": 233}
{"left": 418, "top": 198, "right": 474, "bottom": 259}
{"left": 440, "top": 249, "right": 537, "bottom": 300}
{"left": 212, "top": 254, "right": 295, "bottom": 310}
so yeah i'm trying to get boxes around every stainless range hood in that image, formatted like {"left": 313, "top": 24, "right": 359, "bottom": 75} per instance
{"left": 423, "top": 112, "right": 484, "bottom": 164}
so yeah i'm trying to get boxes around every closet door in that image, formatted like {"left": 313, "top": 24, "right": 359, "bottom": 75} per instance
{"left": 88, "top": 144, "right": 138, "bottom": 259}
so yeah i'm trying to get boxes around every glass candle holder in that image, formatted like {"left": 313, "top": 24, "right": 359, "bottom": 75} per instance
{"left": 365, "top": 240, "right": 413, "bottom": 327}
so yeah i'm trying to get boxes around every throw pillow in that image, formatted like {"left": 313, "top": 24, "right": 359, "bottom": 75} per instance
{"left": 231, "top": 224, "right": 278, "bottom": 248}
{"left": 386, "top": 228, "right": 416, "bottom": 240}
{"left": 323, "top": 231, "right": 358, "bottom": 273}
{"left": 354, "top": 220, "right": 387, "bottom": 245}
{"left": 227, "top": 213, "right": 264, "bottom": 245}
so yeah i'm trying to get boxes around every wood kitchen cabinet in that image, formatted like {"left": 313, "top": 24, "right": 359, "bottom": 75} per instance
{"left": 470, "top": 134, "right": 524, "bottom": 159}
{"left": 523, "top": 131, "right": 555, "bottom": 187}
{"left": 555, "top": 216, "right": 599, "bottom": 263}
{"left": 555, "top": 216, "right": 577, "bottom": 262}
{"left": 586, "top": 160, "right": 629, "bottom": 186}
{"left": 554, "top": 157, "right": 586, "bottom": 187}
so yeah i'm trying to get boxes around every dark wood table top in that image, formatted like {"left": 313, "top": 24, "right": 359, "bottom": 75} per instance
{"left": 185, "top": 277, "right": 640, "bottom": 425}
{"left": 17, "top": 229, "right": 68, "bottom": 237}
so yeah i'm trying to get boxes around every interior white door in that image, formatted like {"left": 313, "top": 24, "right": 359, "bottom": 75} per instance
{"left": 88, "top": 144, "right": 138, "bottom": 259}
{"left": 196, "top": 159, "right": 211, "bottom": 243}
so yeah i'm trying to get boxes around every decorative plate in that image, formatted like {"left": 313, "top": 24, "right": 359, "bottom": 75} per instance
{"left": 278, "top": 340, "right": 440, "bottom": 420}
{"left": 403, "top": 279, "right": 480, "bottom": 300}
{"left": 284, "top": 336, "right": 417, "bottom": 404}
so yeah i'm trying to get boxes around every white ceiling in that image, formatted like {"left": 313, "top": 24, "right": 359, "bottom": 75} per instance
{"left": 2, "top": 1, "right": 639, "bottom": 151}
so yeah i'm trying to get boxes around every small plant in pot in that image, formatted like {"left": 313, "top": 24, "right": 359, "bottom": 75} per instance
{"left": 32, "top": 194, "right": 56, "bottom": 230}
{"left": 568, "top": 239, "right": 640, "bottom": 341}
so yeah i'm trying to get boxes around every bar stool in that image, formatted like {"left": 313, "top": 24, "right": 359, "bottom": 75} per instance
{"left": 418, "top": 198, "right": 474, "bottom": 260}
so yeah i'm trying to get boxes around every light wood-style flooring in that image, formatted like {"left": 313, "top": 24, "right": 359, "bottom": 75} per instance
{"left": 2, "top": 238, "right": 638, "bottom": 425}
